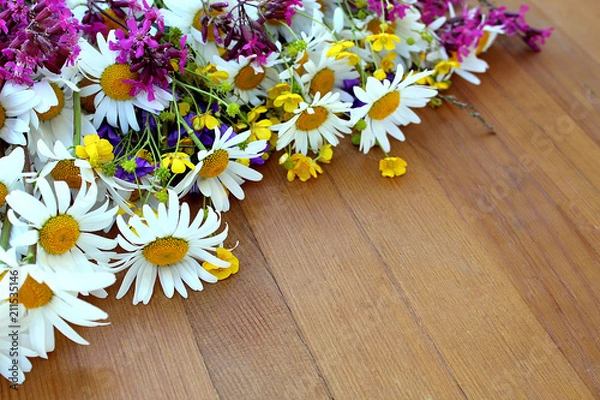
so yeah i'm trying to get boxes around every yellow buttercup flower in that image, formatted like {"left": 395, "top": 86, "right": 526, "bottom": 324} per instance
{"left": 137, "top": 149, "right": 153, "bottom": 163}
{"left": 318, "top": 144, "right": 333, "bottom": 164}
{"left": 178, "top": 102, "right": 191, "bottom": 116}
{"left": 429, "top": 80, "right": 450, "bottom": 90}
{"left": 273, "top": 93, "right": 303, "bottom": 113}
{"left": 434, "top": 60, "right": 461, "bottom": 75}
{"left": 379, "top": 156, "right": 407, "bottom": 178}
{"left": 335, "top": 51, "right": 360, "bottom": 66}
{"left": 202, "top": 248, "right": 240, "bottom": 280}
{"left": 162, "top": 152, "right": 195, "bottom": 174}
{"left": 193, "top": 113, "right": 220, "bottom": 130}
{"left": 267, "top": 83, "right": 292, "bottom": 100}
{"left": 326, "top": 40, "right": 354, "bottom": 57}
{"left": 366, "top": 33, "right": 401, "bottom": 52}
{"left": 199, "top": 63, "right": 229, "bottom": 84}
{"left": 415, "top": 75, "right": 450, "bottom": 90}
{"left": 247, "top": 105, "right": 268, "bottom": 122}
{"left": 75, "top": 134, "right": 114, "bottom": 168}
{"left": 380, "top": 53, "right": 396, "bottom": 72}
{"left": 237, "top": 158, "right": 250, "bottom": 167}
{"left": 250, "top": 119, "right": 273, "bottom": 141}
{"left": 285, "top": 153, "right": 323, "bottom": 182}
{"left": 373, "top": 69, "right": 387, "bottom": 80}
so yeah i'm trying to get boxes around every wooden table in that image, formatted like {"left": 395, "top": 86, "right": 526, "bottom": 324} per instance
{"left": 2, "top": 0, "right": 599, "bottom": 398}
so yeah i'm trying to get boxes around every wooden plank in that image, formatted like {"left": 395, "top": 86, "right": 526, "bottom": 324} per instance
{"left": 240, "top": 161, "right": 467, "bottom": 399}
{"left": 473, "top": 43, "right": 600, "bottom": 192}
{"left": 1, "top": 285, "right": 219, "bottom": 399}
{"left": 408, "top": 97, "right": 600, "bottom": 394}
{"left": 181, "top": 201, "right": 332, "bottom": 399}
{"left": 516, "top": 0, "right": 600, "bottom": 66}
{"left": 490, "top": 14, "right": 600, "bottom": 146}
{"left": 454, "top": 52, "right": 600, "bottom": 255}
{"left": 324, "top": 140, "right": 594, "bottom": 399}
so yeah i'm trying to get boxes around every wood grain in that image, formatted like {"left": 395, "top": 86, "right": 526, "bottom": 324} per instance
{"left": 1, "top": 285, "right": 219, "bottom": 400}
{"left": 2, "top": 1, "right": 600, "bottom": 398}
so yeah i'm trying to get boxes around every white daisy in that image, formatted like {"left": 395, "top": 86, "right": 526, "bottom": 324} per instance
{"left": 351, "top": 65, "right": 437, "bottom": 153}
{"left": 272, "top": 91, "right": 353, "bottom": 154}
{"left": 113, "top": 190, "right": 230, "bottom": 305}
{"left": 299, "top": 48, "right": 359, "bottom": 102}
{"left": 477, "top": 24, "right": 505, "bottom": 54}
{"left": 0, "top": 147, "right": 25, "bottom": 209}
{"left": 214, "top": 54, "right": 280, "bottom": 106}
{"left": 34, "top": 140, "right": 96, "bottom": 189}
{"left": 431, "top": 46, "right": 489, "bottom": 85}
{"left": 78, "top": 31, "right": 173, "bottom": 133}
{"left": 19, "top": 80, "right": 58, "bottom": 132}
{"left": 451, "top": 49, "right": 489, "bottom": 85}
{"left": 29, "top": 68, "right": 96, "bottom": 152}
{"left": 365, "top": 8, "right": 428, "bottom": 66}
{"left": 161, "top": 0, "right": 228, "bottom": 63}
{"left": 34, "top": 139, "right": 133, "bottom": 216}
{"left": 0, "top": 318, "right": 36, "bottom": 385}
{"left": 0, "top": 248, "right": 38, "bottom": 385}
{"left": 174, "top": 127, "right": 266, "bottom": 212}
{"left": 0, "top": 83, "right": 38, "bottom": 145}
{"left": 6, "top": 178, "right": 118, "bottom": 274}
{"left": 263, "top": 0, "right": 324, "bottom": 43}
{"left": 290, "top": 0, "right": 324, "bottom": 35}
{"left": 0, "top": 262, "right": 115, "bottom": 358}
{"left": 287, "top": 12, "right": 341, "bottom": 70}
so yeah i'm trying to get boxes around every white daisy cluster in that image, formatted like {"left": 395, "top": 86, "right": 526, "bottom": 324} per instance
{"left": 0, "top": 0, "right": 550, "bottom": 385}
{"left": 0, "top": 146, "right": 236, "bottom": 384}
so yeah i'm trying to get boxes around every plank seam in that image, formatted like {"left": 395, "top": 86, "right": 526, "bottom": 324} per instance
{"left": 238, "top": 203, "right": 336, "bottom": 400}
{"left": 325, "top": 172, "right": 470, "bottom": 400}
{"left": 180, "top": 297, "right": 223, "bottom": 400}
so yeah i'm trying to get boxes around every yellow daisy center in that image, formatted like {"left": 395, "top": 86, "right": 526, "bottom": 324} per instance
{"left": 18, "top": 276, "right": 54, "bottom": 309}
{"left": 192, "top": 8, "right": 224, "bottom": 41}
{"left": 234, "top": 65, "right": 265, "bottom": 91}
{"left": 102, "top": 9, "right": 127, "bottom": 33}
{"left": 0, "top": 182, "right": 8, "bottom": 207}
{"left": 50, "top": 160, "right": 82, "bottom": 189}
{"left": 143, "top": 237, "right": 189, "bottom": 266}
{"left": 294, "top": 51, "right": 310, "bottom": 75}
{"left": 100, "top": 64, "right": 139, "bottom": 101}
{"left": 39, "top": 214, "right": 80, "bottom": 255}
{"left": 367, "top": 19, "right": 396, "bottom": 34}
{"left": 199, "top": 149, "right": 229, "bottom": 178}
{"left": 476, "top": 30, "right": 491, "bottom": 55}
{"left": 79, "top": 77, "right": 97, "bottom": 113}
{"left": 0, "top": 104, "right": 6, "bottom": 130}
{"left": 309, "top": 68, "right": 335, "bottom": 96}
{"left": 368, "top": 91, "right": 400, "bottom": 120}
{"left": 295, "top": 106, "right": 328, "bottom": 131}
{"left": 36, "top": 83, "right": 65, "bottom": 121}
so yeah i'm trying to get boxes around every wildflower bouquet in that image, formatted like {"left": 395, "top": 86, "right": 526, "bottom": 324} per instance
{"left": 0, "top": 0, "right": 551, "bottom": 386}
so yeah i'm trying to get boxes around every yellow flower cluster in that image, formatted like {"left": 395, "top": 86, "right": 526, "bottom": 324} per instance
{"left": 279, "top": 144, "right": 334, "bottom": 182}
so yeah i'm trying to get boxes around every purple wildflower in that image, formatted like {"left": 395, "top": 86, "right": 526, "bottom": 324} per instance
{"left": 0, "top": 0, "right": 80, "bottom": 85}
{"left": 415, "top": 0, "right": 461, "bottom": 25}
{"left": 365, "top": 0, "right": 409, "bottom": 20}
{"left": 487, "top": 5, "right": 553, "bottom": 52}
{"left": 115, "top": 156, "right": 156, "bottom": 182}
{"left": 107, "top": 5, "right": 188, "bottom": 101}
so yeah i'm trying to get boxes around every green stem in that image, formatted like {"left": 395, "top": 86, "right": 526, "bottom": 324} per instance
{"left": 73, "top": 91, "right": 82, "bottom": 150}
{"left": 180, "top": 117, "right": 207, "bottom": 151}
{"left": 0, "top": 214, "right": 11, "bottom": 250}
{"left": 24, "top": 245, "right": 36, "bottom": 264}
